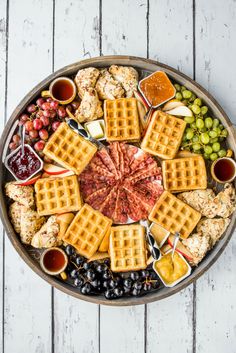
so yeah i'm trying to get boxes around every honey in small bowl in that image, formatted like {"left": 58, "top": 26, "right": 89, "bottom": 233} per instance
{"left": 40, "top": 247, "right": 68, "bottom": 276}
{"left": 211, "top": 157, "right": 236, "bottom": 183}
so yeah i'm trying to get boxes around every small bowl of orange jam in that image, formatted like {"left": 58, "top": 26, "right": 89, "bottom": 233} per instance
{"left": 153, "top": 250, "right": 191, "bottom": 287}
{"left": 139, "top": 71, "right": 176, "bottom": 108}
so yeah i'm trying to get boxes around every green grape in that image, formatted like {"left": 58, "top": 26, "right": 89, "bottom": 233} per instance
{"left": 201, "top": 106, "right": 208, "bottom": 115}
{"left": 212, "top": 142, "right": 221, "bottom": 152}
{"left": 200, "top": 127, "right": 207, "bottom": 133}
{"left": 182, "top": 134, "right": 188, "bottom": 142}
{"left": 210, "top": 153, "right": 218, "bottom": 161}
{"left": 195, "top": 114, "right": 203, "bottom": 119}
{"left": 218, "top": 149, "right": 227, "bottom": 158}
{"left": 196, "top": 118, "right": 204, "bottom": 129}
{"left": 218, "top": 137, "right": 224, "bottom": 142}
{"left": 190, "top": 122, "right": 197, "bottom": 129}
{"left": 182, "top": 90, "right": 192, "bottom": 99}
{"left": 204, "top": 153, "right": 210, "bottom": 160}
{"left": 175, "top": 92, "right": 183, "bottom": 100}
{"left": 192, "top": 104, "right": 201, "bottom": 115}
{"left": 174, "top": 83, "right": 181, "bottom": 91}
{"left": 181, "top": 85, "right": 186, "bottom": 92}
{"left": 194, "top": 98, "right": 202, "bottom": 106}
{"left": 204, "top": 145, "right": 213, "bottom": 154}
{"left": 221, "top": 129, "right": 228, "bottom": 137}
{"left": 193, "top": 143, "right": 201, "bottom": 151}
{"left": 213, "top": 118, "right": 220, "bottom": 127}
{"left": 188, "top": 104, "right": 193, "bottom": 109}
{"left": 192, "top": 135, "right": 199, "bottom": 143}
{"left": 213, "top": 127, "right": 221, "bottom": 136}
{"left": 205, "top": 117, "right": 213, "bottom": 128}
{"left": 219, "top": 124, "right": 224, "bottom": 130}
{"left": 182, "top": 99, "right": 188, "bottom": 105}
{"left": 210, "top": 137, "right": 218, "bottom": 144}
{"left": 209, "top": 130, "right": 217, "bottom": 138}
{"left": 184, "top": 116, "right": 195, "bottom": 124}
{"left": 189, "top": 93, "right": 196, "bottom": 102}
{"left": 201, "top": 132, "right": 210, "bottom": 144}
{"left": 186, "top": 130, "right": 194, "bottom": 140}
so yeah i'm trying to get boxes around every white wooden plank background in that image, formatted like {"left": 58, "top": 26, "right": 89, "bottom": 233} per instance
{"left": 0, "top": 1, "right": 236, "bottom": 352}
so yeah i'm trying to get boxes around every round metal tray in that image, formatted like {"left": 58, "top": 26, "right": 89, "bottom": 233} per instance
{"left": 1, "top": 55, "right": 236, "bottom": 306}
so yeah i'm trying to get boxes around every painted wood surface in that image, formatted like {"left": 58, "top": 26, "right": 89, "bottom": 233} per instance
{"left": 0, "top": 1, "right": 236, "bottom": 353}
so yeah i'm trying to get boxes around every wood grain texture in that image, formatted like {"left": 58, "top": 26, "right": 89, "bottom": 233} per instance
{"left": 195, "top": 1, "right": 236, "bottom": 351}
{"left": 4, "top": 1, "right": 53, "bottom": 352}
{"left": 53, "top": 1, "right": 100, "bottom": 352}
{"left": 147, "top": 2, "right": 194, "bottom": 352}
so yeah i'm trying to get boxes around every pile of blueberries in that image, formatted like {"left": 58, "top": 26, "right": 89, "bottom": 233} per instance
{"left": 65, "top": 245, "right": 160, "bottom": 300}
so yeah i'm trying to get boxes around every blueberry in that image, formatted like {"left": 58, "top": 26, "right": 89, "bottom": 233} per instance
{"left": 103, "top": 280, "right": 110, "bottom": 289}
{"left": 104, "top": 290, "right": 116, "bottom": 300}
{"left": 141, "top": 270, "right": 149, "bottom": 278}
{"left": 86, "top": 269, "right": 96, "bottom": 281}
{"left": 70, "top": 269, "right": 79, "bottom": 279}
{"left": 131, "top": 288, "right": 141, "bottom": 296}
{"left": 81, "top": 283, "right": 92, "bottom": 295}
{"left": 96, "top": 263, "right": 106, "bottom": 273}
{"left": 83, "top": 262, "right": 91, "bottom": 271}
{"left": 75, "top": 255, "right": 85, "bottom": 266}
{"left": 123, "top": 286, "right": 131, "bottom": 294}
{"left": 104, "top": 258, "right": 110, "bottom": 266}
{"left": 65, "top": 245, "right": 75, "bottom": 256}
{"left": 91, "top": 279, "right": 101, "bottom": 289}
{"left": 114, "top": 287, "right": 124, "bottom": 297}
{"left": 74, "top": 277, "right": 84, "bottom": 288}
{"left": 130, "top": 272, "right": 139, "bottom": 281}
{"left": 133, "top": 281, "right": 142, "bottom": 290}
{"left": 109, "top": 279, "right": 117, "bottom": 289}
{"left": 103, "top": 271, "right": 112, "bottom": 280}
{"left": 123, "top": 278, "right": 133, "bottom": 289}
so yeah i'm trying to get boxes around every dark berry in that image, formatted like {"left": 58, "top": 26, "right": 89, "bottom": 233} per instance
{"left": 96, "top": 263, "right": 106, "bottom": 273}
{"left": 114, "top": 287, "right": 124, "bottom": 297}
{"left": 149, "top": 271, "right": 157, "bottom": 280}
{"left": 104, "top": 290, "right": 116, "bottom": 300}
{"left": 131, "top": 288, "right": 141, "bottom": 296}
{"left": 130, "top": 272, "right": 139, "bottom": 281}
{"left": 86, "top": 269, "right": 96, "bottom": 281}
{"left": 109, "top": 279, "right": 117, "bottom": 289}
{"left": 104, "top": 258, "right": 110, "bottom": 266}
{"left": 151, "top": 280, "right": 160, "bottom": 289}
{"left": 141, "top": 270, "right": 149, "bottom": 278}
{"left": 65, "top": 245, "right": 75, "bottom": 256}
{"left": 75, "top": 256, "right": 85, "bottom": 266}
{"left": 81, "top": 283, "right": 92, "bottom": 295}
{"left": 70, "top": 269, "right": 79, "bottom": 279}
{"left": 103, "top": 271, "right": 111, "bottom": 280}
{"left": 123, "top": 278, "right": 133, "bottom": 289}
{"left": 103, "top": 280, "right": 110, "bottom": 289}
{"left": 91, "top": 279, "right": 101, "bottom": 289}
{"left": 83, "top": 262, "right": 91, "bottom": 270}
{"left": 123, "top": 286, "right": 131, "bottom": 294}
{"left": 133, "top": 281, "right": 142, "bottom": 290}
{"left": 143, "top": 282, "right": 152, "bottom": 291}
{"left": 74, "top": 277, "right": 84, "bottom": 288}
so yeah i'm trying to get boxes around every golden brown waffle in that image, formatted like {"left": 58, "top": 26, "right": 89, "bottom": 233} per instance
{"left": 141, "top": 111, "right": 186, "bottom": 159}
{"left": 149, "top": 191, "right": 201, "bottom": 239}
{"left": 109, "top": 224, "right": 147, "bottom": 272}
{"left": 35, "top": 175, "right": 82, "bottom": 216}
{"left": 43, "top": 122, "right": 97, "bottom": 175}
{"left": 162, "top": 156, "right": 207, "bottom": 192}
{"left": 104, "top": 98, "right": 140, "bottom": 141}
{"left": 63, "top": 204, "right": 112, "bottom": 258}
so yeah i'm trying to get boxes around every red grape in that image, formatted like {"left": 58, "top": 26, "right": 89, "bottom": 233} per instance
{"left": 46, "top": 97, "right": 53, "bottom": 103}
{"left": 43, "top": 110, "right": 51, "bottom": 118}
{"left": 36, "top": 110, "right": 43, "bottom": 118}
{"left": 50, "top": 101, "right": 59, "bottom": 110}
{"left": 40, "top": 116, "right": 50, "bottom": 126}
{"left": 57, "top": 106, "right": 66, "bottom": 118}
{"left": 27, "top": 104, "right": 37, "bottom": 113}
{"left": 9, "top": 142, "right": 17, "bottom": 150}
{"left": 42, "top": 102, "right": 51, "bottom": 110}
{"left": 34, "top": 140, "right": 45, "bottom": 151}
{"left": 39, "top": 129, "right": 49, "bottom": 140}
{"left": 71, "top": 101, "right": 80, "bottom": 110}
{"left": 20, "top": 113, "right": 29, "bottom": 122}
{"left": 33, "top": 119, "right": 43, "bottom": 130}
{"left": 25, "top": 120, "right": 34, "bottom": 132}
{"left": 29, "top": 130, "right": 38, "bottom": 139}
{"left": 50, "top": 110, "right": 57, "bottom": 118}
{"left": 36, "top": 98, "right": 45, "bottom": 108}
{"left": 52, "top": 121, "right": 61, "bottom": 131}
{"left": 12, "top": 134, "right": 20, "bottom": 143}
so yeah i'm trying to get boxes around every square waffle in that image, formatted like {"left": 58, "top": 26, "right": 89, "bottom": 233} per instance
{"left": 104, "top": 98, "right": 140, "bottom": 141}
{"left": 141, "top": 111, "right": 186, "bottom": 159}
{"left": 109, "top": 224, "right": 147, "bottom": 272}
{"left": 35, "top": 175, "right": 82, "bottom": 216}
{"left": 43, "top": 122, "right": 97, "bottom": 175}
{"left": 63, "top": 203, "right": 112, "bottom": 258}
{"left": 162, "top": 155, "right": 207, "bottom": 192}
{"left": 149, "top": 191, "right": 201, "bottom": 239}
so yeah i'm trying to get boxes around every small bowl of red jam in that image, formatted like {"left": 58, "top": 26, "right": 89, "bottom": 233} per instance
{"left": 4, "top": 144, "right": 43, "bottom": 182}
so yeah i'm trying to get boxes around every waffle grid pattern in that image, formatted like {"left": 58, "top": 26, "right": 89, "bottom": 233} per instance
{"left": 43, "top": 122, "right": 97, "bottom": 175}
{"left": 162, "top": 156, "right": 207, "bottom": 192}
{"left": 104, "top": 98, "right": 140, "bottom": 141}
{"left": 35, "top": 175, "right": 82, "bottom": 216}
{"left": 149, "top": 191, "right": 201, "bottom": 239}
{"left": 141, "top": 111, "right": 186, "bottom": 159}
{"left": 110, "top": 225, "right": 147, "bottom": 272}
{"left": 63, "top": 204, "right": 112, "bottom": 258}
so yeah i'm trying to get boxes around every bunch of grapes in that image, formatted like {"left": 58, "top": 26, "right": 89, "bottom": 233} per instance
{"left": 174, "top": 84, "right": 228, "bottom": 161}
{"left": 65, "top": 245, "right": 160, "bottom": 299}
{"left": 9, "top": 97, "right": 80, "bottom": 159}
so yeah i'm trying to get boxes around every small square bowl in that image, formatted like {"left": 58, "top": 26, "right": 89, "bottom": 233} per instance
{"left": 138, "top": 71, "right": 176, "bottom": 108}
{"left": 84, "top": 119, "right": 106, "bottom": 141}
{"left": 153, "top": 249, "right": 192, "bottom": 288}
{"left": 4, "top": 144, "right": 43, "bottom": 182}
